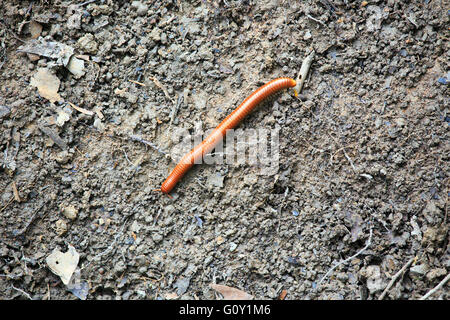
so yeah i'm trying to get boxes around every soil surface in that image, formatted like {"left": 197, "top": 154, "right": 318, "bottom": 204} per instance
{"left": 1, "top": 0, "right": 448, "bottom": 300}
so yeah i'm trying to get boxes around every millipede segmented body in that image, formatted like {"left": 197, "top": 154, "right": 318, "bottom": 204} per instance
{"left": 160, "top": 77, "right": 297, "bottom": 194}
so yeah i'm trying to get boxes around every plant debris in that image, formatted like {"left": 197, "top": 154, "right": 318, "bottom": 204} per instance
{"left": 46, "top": 245, "right": 80, "bottom": 285}
{"left": 30, "top": 68, "right": 63, "bottom": 103}
{"left": 17, "top": 38, "right": 74, "bottom": 67}
{"left": 210, "top": 284, "right": 254, "bottom": 300}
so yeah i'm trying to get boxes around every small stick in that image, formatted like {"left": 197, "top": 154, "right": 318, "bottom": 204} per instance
{"left": 196, "top": 179, "right": 207, "bottom": 190}
{"left": 342, "top": 148, "right": 357, "bottom": 173}
{"left": 12, "top": 181, "right": 21, "bottom": 202}
{"left": 0, "top": 273, "right": 20, "bottom": 279}
{"left": 159, "top": 16, "right": 176, "bottom": 27}
{"left": 317, "top": 225, "right": 373, "bottom": 289}
{"left": 77, "top": 0, "right": 99, "bottom": 6}
{"left": 294, "top": 50, "right": 315, "bottom": 96}
{"left": 67, "top": 101, "right": 94, "bottom": 116}
{"left": 378, "top": 256, "right": 415, "bottom": 300}
{"left": 277, "top": 187, "right": 289, "bottom": 233}
{"left": 122, "top": 150, "right": 133, "bottom": 166}
{"left": 129, "top": 135, "right": 167, "bottom": 156}
{"left": 150, "top": 76, "right": 175, "bottom": 104}
{"left": 419, "top": 273, "right": 450, "bottom": 300}
{"left": 169, "top": 94, "right": 183, "bottom": 127}
{"left": 443, "top": 186, "right": 448, "bottom": 227}
{"left": 129, "top": 80, "right": 146, "bottom": 87}
{"left": 94, "top": 107, "right": 104, "bottom": 119}
{"left": 11, "top": 285, "right": 32, "bottom": 300}
{"left": 306, "top": 14, "right": 326, "bottom": 27}
{"left": 328, "top": 135, "right": 357, "bottom": 173}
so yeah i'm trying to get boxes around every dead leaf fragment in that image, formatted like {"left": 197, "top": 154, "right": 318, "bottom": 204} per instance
{"left": 210, "top": 284, "right": 254, "bottom": 300}
{"left": 114, "top": 87, "right": 127, "bottom": 96}
{"left": 27, "top": 53, "right": 40, "bottom": 62}
{"left": 67, "top": 5, "right": 83, "bottom": 30}
{"left": 12, "top": 181, "right": 21, "bottom": 202}
{"left": 165, "top": 292, "right": 179, "bottom": 300}
{"left": 30, "top": 68, "right": 62, "bottom": 103}
{"left": 279, "top": 289, "right": 287, "bottom": 300}
{"left": 18, "top": 39, "right": 74, "bottom": 67}
{"left": 46, "top": 245, "right": 80, "bottom": 285}
{"left": 66, "top": 56, "right": 86, "bottom": 79}
{"left": 56, "top": 109, "right": 70, "bottom": 126}
{"left": 29, "top": 21, "right": 43, "bottom": 39}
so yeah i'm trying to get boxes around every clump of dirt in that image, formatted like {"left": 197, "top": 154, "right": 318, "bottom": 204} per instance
{"left": 0, "top": 0, "right": 448, "bottom": 300}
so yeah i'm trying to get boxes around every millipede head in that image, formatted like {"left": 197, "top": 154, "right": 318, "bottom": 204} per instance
{"left": 153, "top": 188, "right": 173, "bottom": 198}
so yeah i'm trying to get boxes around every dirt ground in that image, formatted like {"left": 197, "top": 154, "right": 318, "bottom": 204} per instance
{"left": 0, "top": 0, "right": 448, "bottom": 300}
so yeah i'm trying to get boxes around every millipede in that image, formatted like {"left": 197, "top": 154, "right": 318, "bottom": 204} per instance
{"left": 156, "top": 77, "right": 297, "bottom": 194}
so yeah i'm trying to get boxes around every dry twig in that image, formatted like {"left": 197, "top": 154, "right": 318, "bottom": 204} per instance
{"left": 169, "top": 94, "right": 184, "bottom": 127}
{"left": 150, "top": 76, "right": 175, "bottom": 104}
{"left": 419, "top": 273, "right": 450, "bottom": 300}
{"left": 129, "top": 135, "right": 167, "bottom": 156}
{"left": 317, "top": 225, "right": 373, "bottom": 289}
{"left": 67, "top": 101, "right": 94, "bottom": 116}
{"left": 378, "top": 256, "right": 416, "bottom": 300}
{"left": 11, "top": 285, "right": 32, "bottom": 300}
{"left": 129, "top": 79, "right": 146, "bottom": 86}
{"left": 306, "top": 14, "right": 326, "bottom": 27}
{"left": 342, "top": 148, "right": 357, "bottom": 172}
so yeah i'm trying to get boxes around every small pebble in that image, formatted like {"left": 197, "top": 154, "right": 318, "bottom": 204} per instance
{"left": 62, "top": 205, "right": 78, "bottom": 220}
{"left": 131, "top": 1, "right": 148, "bottom": 16}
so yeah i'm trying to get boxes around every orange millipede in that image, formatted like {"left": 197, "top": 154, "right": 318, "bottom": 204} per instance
{"left": 159, "top": 77, "right": 297, "bottom": 194}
